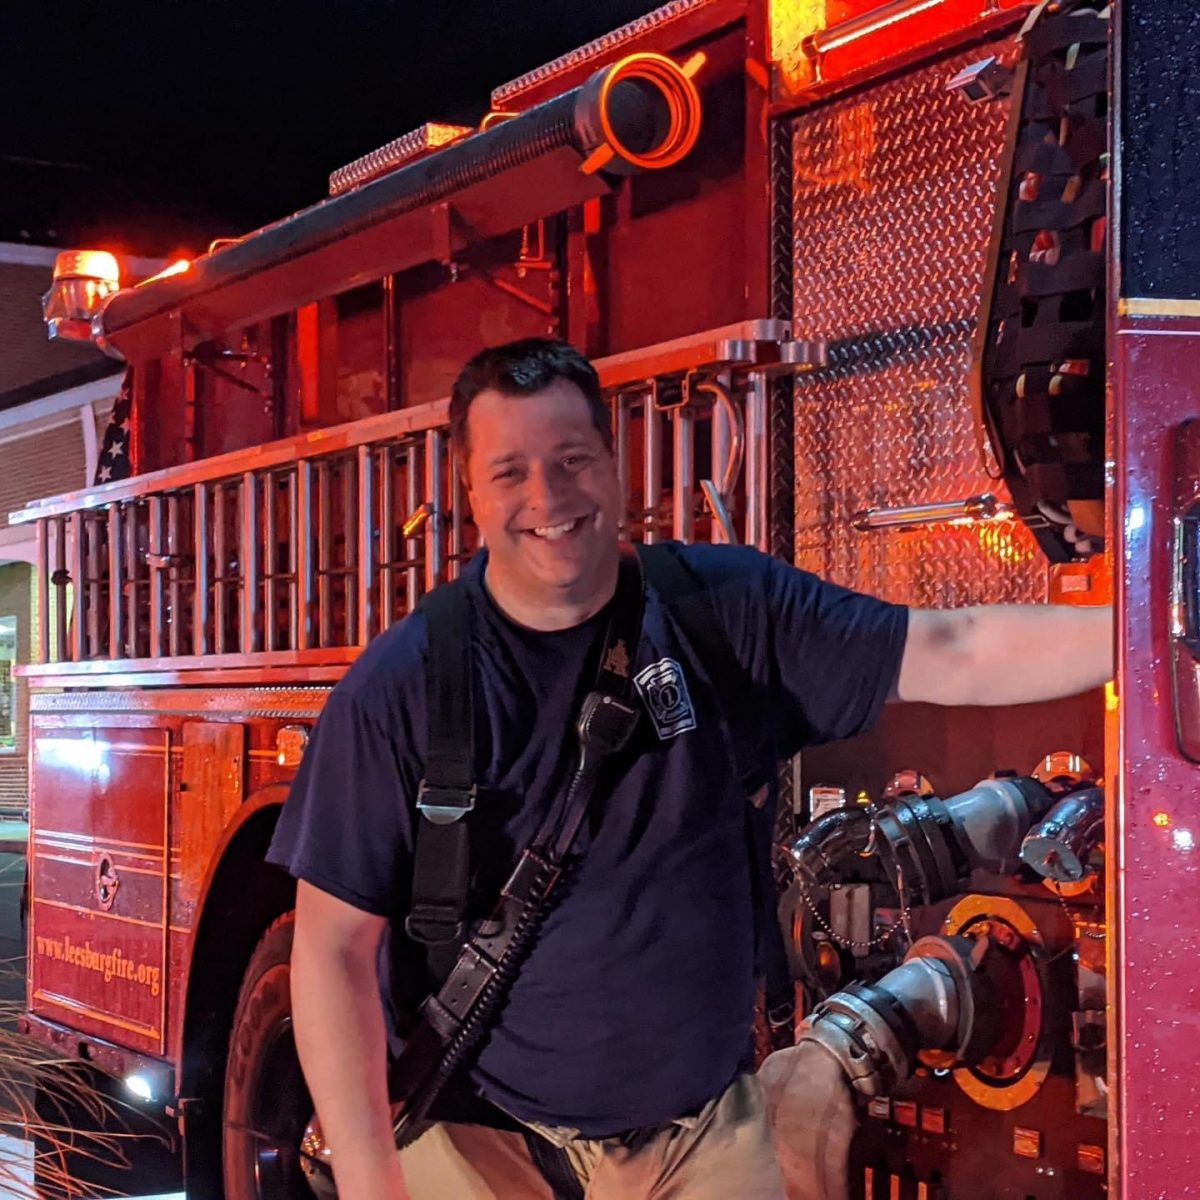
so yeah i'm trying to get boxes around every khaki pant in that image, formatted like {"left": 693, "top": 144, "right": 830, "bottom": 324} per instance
{"left": 397, "top": 1073, "right": 786, "bottom": 1199}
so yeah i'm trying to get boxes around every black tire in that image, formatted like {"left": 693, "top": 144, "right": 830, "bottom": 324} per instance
{"left": 223, "top": 911, "right": 314, "bottom": 1200}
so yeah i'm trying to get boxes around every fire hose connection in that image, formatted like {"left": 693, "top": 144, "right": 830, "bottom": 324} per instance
{"left": 576, "top": 52, "right": 704, "bottom": 175}
{"left": 788, "top": 775, "right": 1058, "bottom": 906}
{"left": 1019, "top": 785, "right": 1105, "bottom": 883}
{"left": 797, "top": 928, "right": 1019, "bottom": 1100}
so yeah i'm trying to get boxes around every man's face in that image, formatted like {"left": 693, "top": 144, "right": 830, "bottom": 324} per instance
{"left": 463, "top": 378, "right": 622, "bottom": 613}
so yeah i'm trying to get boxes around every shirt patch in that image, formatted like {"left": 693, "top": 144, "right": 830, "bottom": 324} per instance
{"left": 634, "top": 657, "right": 697, "bottom": 740}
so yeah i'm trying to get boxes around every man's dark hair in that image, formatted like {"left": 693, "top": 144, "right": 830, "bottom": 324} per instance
{"left": 450, "top": 338, "right": 613, "bottom": 459}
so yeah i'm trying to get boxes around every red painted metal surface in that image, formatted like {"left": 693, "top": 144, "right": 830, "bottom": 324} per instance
{"left": 27, "top": 697, "right": 316, "bottom": 1073}
{"left": 598, "top": 25, "right": 760, "bottom": 354}
{"left": 29, "top": 726, "right": 172, "bottom": 1057}
{"left": 1112, "top": 315, "right": 1200, "bottom": 1197}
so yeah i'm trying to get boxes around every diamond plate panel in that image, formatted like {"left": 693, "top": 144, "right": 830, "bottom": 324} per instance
{"left": 789, "top": 40, "right": 1047, "bottom": 607}
{"left": 769, "top": 115, "right": 800, "bottom": 851}
{"left": 770, "top": 116, "right": 797, "bottom": 568}
{"left": 329, "top": 123, "right": 472, "bottom": 196}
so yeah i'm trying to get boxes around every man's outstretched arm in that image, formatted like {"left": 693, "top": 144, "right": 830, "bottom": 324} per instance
{"left": 895, "top": 604, "right": 1113, "bottom": 706}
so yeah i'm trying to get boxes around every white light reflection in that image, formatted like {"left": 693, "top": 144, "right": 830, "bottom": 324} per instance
{"left": 1126, "top": 502, "right": 1147, "bottom": 535}
{"left": 124, "top": 1073, "right": 154, "bottom": 1102}
{"left": 1173, "top": 828, "right": 1195, "bottom": 853}
{"left": 36, "top": 737, "right": 109, "bottom": 775}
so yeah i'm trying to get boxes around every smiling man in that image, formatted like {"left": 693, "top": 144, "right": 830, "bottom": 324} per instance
{"left": 270, "top": 338, "right": 1111, "bottom": 1200}
{"left": 458, "top": 369, "right": 623, "bottom": 631}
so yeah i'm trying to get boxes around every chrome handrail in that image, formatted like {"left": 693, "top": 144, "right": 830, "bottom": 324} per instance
{"left": 851, "top": 492, "right": 1016, "bottom": 532}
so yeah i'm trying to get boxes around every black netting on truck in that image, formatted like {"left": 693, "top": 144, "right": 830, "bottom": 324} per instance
{"left": 976, "top": 1, "right": 1110, "bottom": 562}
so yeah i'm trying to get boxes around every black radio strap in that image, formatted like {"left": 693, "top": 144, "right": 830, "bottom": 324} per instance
{"left": 406, "top": 581, "right": 477, "bottom": 985}
{"left": 391, "top": 547, "right": 645, "bottom": 1145}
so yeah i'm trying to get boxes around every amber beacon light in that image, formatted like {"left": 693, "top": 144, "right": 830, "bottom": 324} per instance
{"left": 576, "top": 51, "right": 704, "bottom": 176}
{"left": 41, "top": 250, "right": 121, "bottom": 344}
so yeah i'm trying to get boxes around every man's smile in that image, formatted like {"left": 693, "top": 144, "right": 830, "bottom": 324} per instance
{"left": 522, "top": 515, "right": 590, "bottom": 542}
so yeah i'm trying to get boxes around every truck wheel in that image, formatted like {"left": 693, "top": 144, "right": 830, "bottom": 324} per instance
{"left": 224, "top": 912, "right": 314, "bottom": 1199}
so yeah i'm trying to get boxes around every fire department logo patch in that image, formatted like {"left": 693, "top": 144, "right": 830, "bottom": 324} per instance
{"left": 634, "top": 657, "right": 696, "bottom": 740}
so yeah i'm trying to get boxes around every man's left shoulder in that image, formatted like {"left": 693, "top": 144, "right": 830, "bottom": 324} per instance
{"left": 651, "top": 540, "right": 772, "bottom": 592}
{"left": 640, "top": 542, "right": 777, "bottom": 675}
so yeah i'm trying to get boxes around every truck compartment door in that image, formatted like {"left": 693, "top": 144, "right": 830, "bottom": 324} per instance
{"left": 30, "top": 725, "right": 172, "bottom": 1056}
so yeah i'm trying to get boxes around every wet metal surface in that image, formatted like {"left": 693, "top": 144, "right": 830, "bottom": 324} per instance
{"left": 1113, "top": 319, "right": 1200, "bottom": 1198}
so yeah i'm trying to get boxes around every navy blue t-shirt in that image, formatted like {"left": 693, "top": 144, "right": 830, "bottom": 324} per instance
{"left": 266, "top": 542, "right": 907, "bottom": 1135}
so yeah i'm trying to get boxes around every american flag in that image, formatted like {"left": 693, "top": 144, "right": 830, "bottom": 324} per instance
{"left": 94, "top": 370, "right": 133, "bottom": 485}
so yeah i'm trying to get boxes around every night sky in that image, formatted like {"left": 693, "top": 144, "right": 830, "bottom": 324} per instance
{"left": 3, "top": 0, "right": 663, "bottom": 255}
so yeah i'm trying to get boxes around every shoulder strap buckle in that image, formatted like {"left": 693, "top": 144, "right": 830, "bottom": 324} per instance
{"left": 404, "top": 905, "right": 467, "bottom": 947}
{"left": 416, "top": 780, "right": 478, "bottom": 825}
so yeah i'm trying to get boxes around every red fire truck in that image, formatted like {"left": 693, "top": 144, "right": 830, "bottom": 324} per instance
{"left": 16, "top": 0, "right": 1199, "bottom": 1197}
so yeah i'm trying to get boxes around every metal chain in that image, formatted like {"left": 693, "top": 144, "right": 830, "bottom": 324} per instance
{"left": 892, "top": 845, "right": 915, "bottom": 949}
{"left": 1053, "top": 882, "right": 1106, "bottom": 941}
{"left": 792, "top": 875, "right": 895, "bottom": 952}
{"left": 790, "top": 808, "right": 913, "bottom": 953}
{"left": 791, "top": 821, "right": 1106, "bottom": 962}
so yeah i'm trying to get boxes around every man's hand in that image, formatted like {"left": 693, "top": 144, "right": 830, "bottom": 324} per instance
{"left": 292, "top": 881, "right": 409, "bottom": 1199}
{"left": 895, "top": 604, "right": 1112, "bottom": 706}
